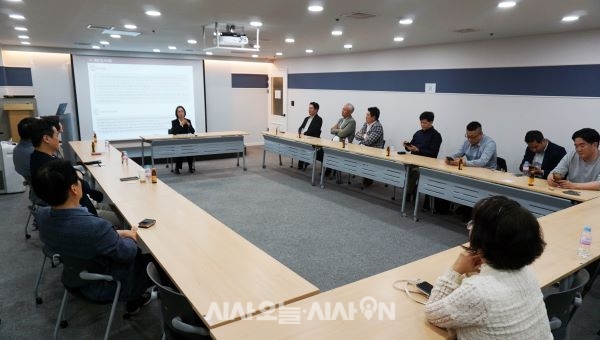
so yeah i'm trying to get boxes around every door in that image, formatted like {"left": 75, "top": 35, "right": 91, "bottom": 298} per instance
{"left": 268, "top": 67, "right": 287, "bottom": 132}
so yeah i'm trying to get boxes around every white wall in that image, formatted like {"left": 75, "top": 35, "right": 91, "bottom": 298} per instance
{"left": 204, "top": 60, "right": 270, "bottom": 145}
{"left": 1, "top": 50, "right": 75, "bottom": 116}
{"left": 275, "top": 30, "right": 600, "bottom": 172}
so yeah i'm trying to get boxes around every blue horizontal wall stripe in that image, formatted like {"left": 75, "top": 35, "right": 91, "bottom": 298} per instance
{"left": 231, "top": 73, "right": 268, "bottom": 88}
{"left": 288, "top": 65, "right": 600, "bottom": 97}
{"left": 0, "top": 66, "right": 33, "bottom": 86}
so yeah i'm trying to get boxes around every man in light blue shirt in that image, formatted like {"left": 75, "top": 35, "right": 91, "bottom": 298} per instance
{"left": 447, "top": 121, "right": 497, "bottom": 169}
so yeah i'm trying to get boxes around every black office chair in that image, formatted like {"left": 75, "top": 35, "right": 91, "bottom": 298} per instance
{"left": 544, "top": 268, "right": 590, "bottom": 340}
{"left": 146, "top": 262, "right": 209, "bottom": 340}
{"left": 496, "top": 157, "right": 507, "bottom": 172}
{"left": 54, "top": 255, "right": 122, "bottom": 340}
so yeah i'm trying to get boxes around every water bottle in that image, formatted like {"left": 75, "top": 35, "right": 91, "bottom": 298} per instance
{"left": 578, "top": 226, "right": 592, "bottom": 260}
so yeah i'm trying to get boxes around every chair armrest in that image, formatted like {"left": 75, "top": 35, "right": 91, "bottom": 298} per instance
{"left": 171, "top": 316, "right": 208, "bottom": 336}
{"left": 549, "top": 316, "right": 562, "bottom": 330}
{"left": 80, "top": 270, "right": 115, "bottom": 282}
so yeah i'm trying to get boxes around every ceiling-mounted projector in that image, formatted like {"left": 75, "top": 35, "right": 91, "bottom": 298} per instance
{"left": 203, "top": 22, "right": 259, "bottom": 54}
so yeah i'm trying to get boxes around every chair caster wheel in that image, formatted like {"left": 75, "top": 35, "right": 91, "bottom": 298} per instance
{"left": 60, "top": 320, "right": 68, "bottom": 328}
{"left": 391, "top": 197, "right": 395, "bottom": 201}
{"left": 262, "top": 165, "right": 266, "bottom": 169}
{"left": 36, "top": 297, "right": 43, "bottom": 304}
{"left": 25, "top": 234, "right": 31, "bottom": 240}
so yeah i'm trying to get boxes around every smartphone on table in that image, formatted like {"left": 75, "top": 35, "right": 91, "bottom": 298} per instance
{"left": 416, "top": 281, "right": 434, "bottom": 296}
{"left": 138, "top": 219, "right": 156, "bottom": 228}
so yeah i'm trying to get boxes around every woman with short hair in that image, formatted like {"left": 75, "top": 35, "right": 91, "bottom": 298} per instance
{"left": 425, "top": 196, "right": 552, "bottom": 339}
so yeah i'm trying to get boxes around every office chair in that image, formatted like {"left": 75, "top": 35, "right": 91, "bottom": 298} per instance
{"left": 34, "top": 246, "right": 61, "bottom": 304}
{"left": 54, "top": 255, "right": 122, "bottom": 340}
{"left": 544, "top": 268, "right": 590, "bottom": 340}
{"left": 146, "top": 262, "right": 209, "bottom": 340}
{"left": 24, "top": 180, "right": 47, "bottom": 240}
{"left": 496, "top": 157, "right": 507, "bottom": 172}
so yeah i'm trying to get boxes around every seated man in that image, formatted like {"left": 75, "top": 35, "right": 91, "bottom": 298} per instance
{"left": 446, "top": 121, "right": 497, "bottom": 169}
{"left": 29, "top": 119, "right": 104, "bottom": 216}
{"left": 547, "top": 128, "right": 600, "bottom": 190}
{"left": 404, "top": 111, "right": 443, "bottom": 199}
{"left": 519, "top": 130, "right": 566, "bottom": 179}
{"left": 320, "top": 103, "right": 357, "bottom": 177}
{"left": 32, "top": 159, "right": 155, "bottom": 313}
{"left": 13, "top": 117, "right": 38, "bottom": 181}
{"left": 355, "top": 107, "right": 384, "bottom": 187}
{"left": 297, "top": 101, "right": 323, "bottom": 170}
{"left": 354, "top": 107, "right": 384, "bottom": 148}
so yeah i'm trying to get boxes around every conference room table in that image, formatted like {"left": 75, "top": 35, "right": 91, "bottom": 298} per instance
{"left": 211, "top": 196, "right": 600, "bottom": 339}
{"left": 140, "top": 131, "right": 248, "bottom": 170}
{"left": 396, "top": 154, "right": 600, "bottom": 220}
{"left": 262, "top": 132, "right": 322, "bottom": 185}
{"left": 70, "top": 141, "right": 320, "bottom": 329}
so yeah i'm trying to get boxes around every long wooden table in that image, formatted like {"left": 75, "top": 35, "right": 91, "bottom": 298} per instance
{"left": 212, "top": 196, "right": 600, "bottom": 339}
{"left": 140, "top": 131, "right": 248, "bottom": 170}
{"left": 70, "top": 141, "right": 319, "bottom": 329}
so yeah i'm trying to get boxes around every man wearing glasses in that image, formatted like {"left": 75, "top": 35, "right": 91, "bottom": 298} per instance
{"left": 547, "top": 128, "right": 600, "bottom": 190}
{"left": 446, "top": 121, "right": 497, "bottom": 169}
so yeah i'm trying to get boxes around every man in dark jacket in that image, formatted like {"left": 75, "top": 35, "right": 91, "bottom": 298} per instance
{"left": 519, "top": 130, "right": 566, "bottom": 179}
{"left": 297, "top": 102, "right": 323, "bottom": 170}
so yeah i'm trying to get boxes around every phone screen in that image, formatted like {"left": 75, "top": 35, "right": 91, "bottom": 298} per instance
{"left": 416, "top": 281, "right": 434, "bottom": 296}
{"left": 445, "top": 156, "right": 454, "bottom": 162}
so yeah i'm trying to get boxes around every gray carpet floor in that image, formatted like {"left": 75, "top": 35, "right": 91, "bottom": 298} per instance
{"left": 0, "top": 146, "right": 598, "bottom": 339}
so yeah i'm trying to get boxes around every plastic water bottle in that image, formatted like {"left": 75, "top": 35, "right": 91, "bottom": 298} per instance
{"left": 578, "top": 226, "right": 592, "bottom": 260}
{"left": 522, "top": 161, "right": 530, "bottom": 175}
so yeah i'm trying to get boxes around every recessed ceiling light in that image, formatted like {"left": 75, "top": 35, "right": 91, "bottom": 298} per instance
{"left": 399, "top": 18, "right": 413, "bottom": 25}
{"left": 305, "top": 49, "right": 314, "bottom": 53}
{"left": 153, "top": 49, "right": 160, "bottom": 52}
{"left": 92, "top": 45, "right": 101, "bottom": 49}
{"left": 20, "top": 41, "right": 30, "bottom": 45}
{"left": 145, "top": 10, "right": 161, "bottom": 17}
{"left": 110, "top": 34, "right": 121, "bottom": 39}
{"left": 497, "top": 1, "right": 517, "bottom": 8}
{"left": 6, "top": 0, "right": 23, "bottom": 2}
{"left": 17, "top": 35, "right": 29, "bottom": 39}
{"left": 331, "top": 30, "right": 343, "bottom": 36}
{"left": 168, "top": 46, "right": 176, "bottom": 50}
{"left": 14, "top": 26, "right": 28, "bottom": 31}
{"left": 308, "top": 5, "right": 323, "bottom": 12}
{"left": 393, "top": 36, "right": 404, "bottom": 42}
{"left": 285, "top": 38, "right": 295, "bottom": 43}
{"left": 561, "top": 15, "right": 579, "bottom": 22}
{"left": 124, "top": 24, "right": 137, "bottom": 30}
{"left": 344, "top": 44, "right": 353, "bottom": 49}
{"left": 205, "top": 51, "right": 213, "bottom": 55}
{"left": 251, "top": 54, "right": 259, "bottom": 58}
{"left": 275, "top": 52, "right": 283, "bottom": 56}
{"left": 187, "top": 39, "right": 197, "bottom": 44}
{"left": 9, "top": 14, "right": 26, "bottom": 20}
{"left": 99, "top": 40, "right": 110, "bottom": 45}
{"left": 250, "top": 21, "right": 262, "bottom": 27}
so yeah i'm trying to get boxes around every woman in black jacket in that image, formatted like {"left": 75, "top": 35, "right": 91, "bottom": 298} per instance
{"left": 170, "top": 106, "right": 195, "bottom": 174}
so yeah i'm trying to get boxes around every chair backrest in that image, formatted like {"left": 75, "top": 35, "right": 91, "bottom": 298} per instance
{"left": 147, "top": 262, "right": 207, "bottom": 339}
{"left": 496, "top": 156, "right": 507, "bottom": 172}
{"left": 544, "top": 269, "right": 590, "bottom": 339}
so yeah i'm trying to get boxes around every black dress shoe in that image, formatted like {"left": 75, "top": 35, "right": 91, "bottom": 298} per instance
{"left": 189, "top": 168, "right": 195, "bottom": 173}
{"left": 174, "top": 168, "right": 181, "bottom": 175}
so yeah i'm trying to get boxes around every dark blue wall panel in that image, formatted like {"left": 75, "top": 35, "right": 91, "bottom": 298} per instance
{"left": 288, "top": 65, "right": 600, "bottom": 97}
{"left": 0, "top": 66, "right": 33, "bottom": 86}
{"left": 231, "top": 73, "right": 268, "bottom": 88}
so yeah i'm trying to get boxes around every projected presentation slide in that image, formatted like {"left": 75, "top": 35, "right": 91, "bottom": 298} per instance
{"left": 72, "top": 55, "right": 206, "bottom": 141}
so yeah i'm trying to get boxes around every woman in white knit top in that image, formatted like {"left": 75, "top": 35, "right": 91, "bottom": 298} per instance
{"left": 425, "top": 196, "right": 552, "bottom": 339}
